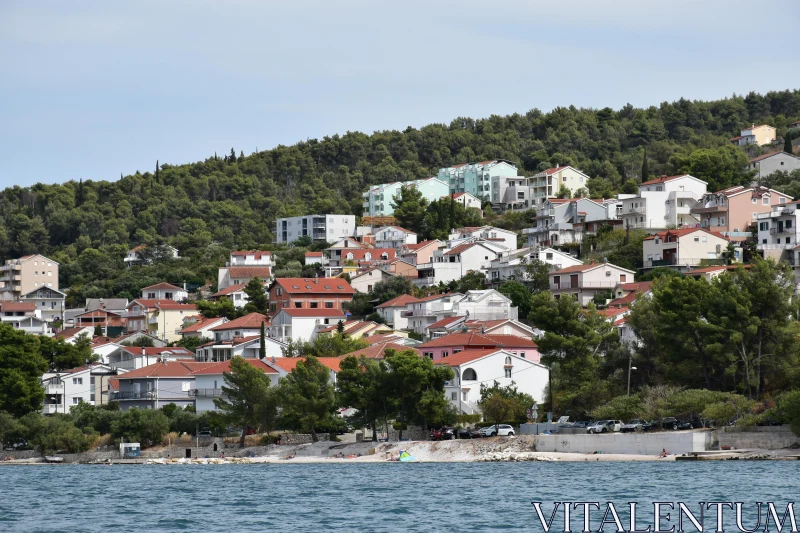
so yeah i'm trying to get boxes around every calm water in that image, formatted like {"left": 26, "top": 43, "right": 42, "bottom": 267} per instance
{"left": 0, "top": 462, "right": 798, "bottom": 532}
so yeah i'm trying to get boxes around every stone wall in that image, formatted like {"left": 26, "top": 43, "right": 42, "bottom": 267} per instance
{"left": 279, "top": 433, "right": 330, "bottom": 446}
{"left": 716, "top": 426, "right": 800, "bottom": 450}
{"left": 535, "top": 430, "right": 712, "bottom": 455}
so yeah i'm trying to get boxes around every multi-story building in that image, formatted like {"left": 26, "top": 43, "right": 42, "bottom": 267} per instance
{"left": 275, "top": 215, "right": 356, "bottom": 244}
{"left": 373, "top": 226, "right": 417, "bottom": 249}
{"left": 268, "top": 277, "right": 355, "bottom": 314}
{"left": 124, "top": 299, "right": 197, "bottom": 342}
{"left": 375, "top": 294, "right": 420, "bottom": 330}
{"left": 0, "top": 254, "right": 59, "bottom": 301}
{"left": 491, "top": 175, "right": 533, "bottom": 211}
{"left": 437, "top": 160, "right": 518, "bottom": 199}
{"left": 140, "top": 282, "right": 188, "bottom": 302}
{"left": 269, "top": 308, "right": 347, "bottom": 344}
{"left": 112, "top": 360, "right": 211, "bottom": 411}
{"left": 642, "top": 228, "right": 733, "bottom": 270}
{"left": 405, "top": 293, "right": 463, "bottom": 335}
{"left": 550, "top": 262, "right": 636, "bottom": 306}
{"left": 524, "top": 198, "right": 609, "bottom": 247}
{"left": 191, "top": 359, "right": 280, "bottom": 412}
{"left": 399, "top": 240, "right": 440, "bottom": 266}
{"left": 362, "top": 178, "right": 449, "bottom": 217}
{"left": 756, "top": 201, "right": 800, "bottom": 269}
{"left": 529, "top": 166, "right": 591, "bottom": 207}
{"left": 730, "top": 124, "right": 777, "bottom": 147}
{"left": 450, "top": 290, "right": 518, "bottom": 322}
{"left": 414, "top": 241, "right": 502, "bottom": 287}
{"left": 106, "top": 346, "right": 195, "bottom": 372}
{"left": 748, "top": 152, "right": 800, "bottom": 179}
{"left": 619, "top": 174, "right": 707, "bottom": 231}
{"left": 451, "top": 192, "right": 482, "bottom": 211}
{"left": 486, "top": 247, "right": 583, "bottom": 283}
{"left": 20, "top": 286, "right": 66, "bottom": 323}
{"left": 448, "top": 226, "right": 517, "bottom": 252}
{"left": 691, "top": 185, "right": 792, "bottom": 239}
{"left": 418, "top": 332, "right": 539, "bottom": 363}
{"left": 74, "top": 309, "right": 125, "bottom": 335}
{"left": 41, "top": 364, "right": 116, "bottom": 414}
{"left": 217, "top": 250, "right": 274, "bottom": 291}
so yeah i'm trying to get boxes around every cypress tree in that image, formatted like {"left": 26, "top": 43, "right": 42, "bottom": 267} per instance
{"left": 641, "top": 148, "right": 649, "bottom": 181}
{"left": 259, "top": 323, "right": 266, "bottom": 359}
{"left": 785, "top": 132, "right": 793, "bottom": 154}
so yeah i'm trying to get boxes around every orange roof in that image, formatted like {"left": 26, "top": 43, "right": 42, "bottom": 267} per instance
{"left": 55, "top": 327, "right": 91, "bottom": 340}
{"left": 211, "top": 313, "right": 270, "bottom": 331}
{"left": 618, "top": 282, "right": 653, "bottom": 293}
{"left": 141, "top": 282, "right": 183, "bottom": 291}
{"left": 231, "top": 250, "right": 271, "bottom": 258}
{"left": 211, "top": 283, "right": 248, "bottom": 297}
{"left": 180, "top": 316, "right": 226, "bottom": 333}
{"left": 374, "top": 293, "right": 418, "bottom": 308}
{"left": 224, "top": 266, "right": 272, "bottom": 279}
{"left": 191, "top": 358, "right": 278, "bottom": 375}
{"left": 120, "top": 346, "right": 195, "bottom": 357}
{"left": 340, "top": 343, "right": 415, "bottom": 359}
{"left": 279, "top": 308, "right": 346, "bottom": 318}
{"left": 597, "top": 308, "right": 628, "bottom": 318}
{"left": 117, "top": 361, "right": 214, "bottom": 379}
{"left": 434, "top": 349, "right": 504, "bottom": 366}
{"left": 538, "top": 166, "right": 573, "bottom": 175}
{"left": 305, "top": 252, "right": 323, "bottom": 257}
{"left": 269, "top": 356, "right": 343, "bottom": 373}
{"left": 338, "top": 248, "right": 397, "bottom": 261}
{"left": 640, "top": 174, "right": 688, "bottom": 186}
{"left": 418, "top": 332, "right": 537, "bottom": 349}
{"left": 0, "top": 302, "right": 36, "bottom": 312}
{"left": 428, "top": 316, "right": 465, "bottom": 329}
{"left": 273, "top": 278, "right": 355, "bottom": 295}
{"left": 550, "top": 263, "right": 601, "bottom": 274}
{"left": 404, "top": 240, "right": 438, "bottom": 251}
{"left": 443, "top": 242, "right": 483, "bottom": 256}
{"left": 685, "top": 264, "right": 751, "bottom": 275}
{"left": 415, "top": 292, "right": 457, "bottom": 303}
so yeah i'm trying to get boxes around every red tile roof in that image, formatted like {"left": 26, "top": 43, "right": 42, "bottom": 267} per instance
{"left": 0, "top": 302, "right": 36, "bottom": 312}
{"left": 224, "top": 266, "right": 272, "bottom": 279}
{"left": 618, "top": 282, "right": 653, "bottom": 293}
{"left": 305, "top": 252, "right": 323, "bottom": 257}
{"left": 538, "top": 166, "right": 573, "bottom": 175}
{"left": 179, "top": 316, "right": 226, "bottom": 333}
{"left": 640, "top": 174, "right": 688, "bottom": 186}
{"left": 211, "top": 283, "right": 248, "bottom": 297}
{"left": 116, "top": 361, "right": 213, "bottom": 379}
{"left": 120, "top": 347, "right": 195, "bottom": 357}
{"left": 404, "top": 240, "right": 439, "bottom": 251}
{"left": 415, "top": 292, "right": 458, "bottom": 303}
{"left": 685, "top": 264, "right": 751, "bottom": 275}
{"left": 443, "top": 242, "right": 481, "bottom": 256}
{"left": 550, "top": 263, "right": 602, "bottom": 274}
{"left": 340, "top": 343, "right": 415, "bottom": 359}
{"left": 190, "top": 358, "right": 278, "bottom": 375}
{"left": 269, "top": 357, "right": 343, "bottom": 373}
{"left": 434, "top": 349, "right": 504, "bottom": 366}
{"left": 273, "top": 278, "right": 355, "bottom": 295}
{"left": 279, "top": 308, "right": 346, "bottom": 318}
{"left": 141, "top": 282, "right": 183, "bottom": 291}
{"left": 597, "top": 308, "right": 629, "bottom": 318}
{"left": 231, "top": 250, "right": 271, "bottom": 258}
{"left": 418, "top": 332, "right": 537, "bottom": 349}
{"left": 428, "top": 316, "right": 465, "bottom": 329}
{"left": 55, "top": 327, "right": 91, "bottom": 340}
{"left": 210, "top": 313, "right": 270, "bottom": 331}
{"left": 375, "top": 294, "right": 419, "bottom": 308}
{"left": 338, "top": 248, "right": 397, "bottom": 261}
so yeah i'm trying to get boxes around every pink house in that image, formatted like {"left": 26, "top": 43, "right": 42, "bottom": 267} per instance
{"left": 399, "top": 240, "right": 440, "bottom": 266}
{"left": 417, "top": 332, "right": 539, "bottom": 363}
{"left": 691, "top": 186, "right": 792, "bottom": 239}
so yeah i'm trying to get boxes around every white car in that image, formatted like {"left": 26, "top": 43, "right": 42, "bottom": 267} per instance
{"left": 479, "top": 424, "right": 515, "bottom": 437}
{"left": 587, "top": 420, "right": 623, "bottom": 434}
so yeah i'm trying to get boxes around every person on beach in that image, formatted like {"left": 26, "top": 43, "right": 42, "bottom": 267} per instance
{"left": 659, "top": 448, "right": 668, "bottom": 458}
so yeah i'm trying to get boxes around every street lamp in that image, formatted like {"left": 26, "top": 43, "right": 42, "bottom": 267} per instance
{"left": 627, "top": 362, "right": 638, "bottom": 396}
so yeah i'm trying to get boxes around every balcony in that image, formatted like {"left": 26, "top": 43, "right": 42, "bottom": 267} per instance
{"left": 189, "top": 388, "right": 223, "bottom": 398}
{"left": 112, "top": 390, "right": 155, "bottom": 401}
{"left": 148, "top": 315, "right": 160, "bottom": 325}
{"left": 42, "top": 404, "right": 61, "bottom": 415}
{"left": 45, "top": 382, "right": 64, "bottom": 395}
{"left": 690, "top": 204, "right": 726, "bottom": 214}
{"left": 550, "top": 280, "right": 618, "bottom": 290}
{"left": 625, "top": 206, "right": 647, "bottom": 214}
{"left": 757, "top": 244, "right": 796, "bottom": 251}
{"left": 110, "top": 359, "right": 137, "bottom": 371}
{"left": 643, "top": 258, "right": 727, "bottom": 268}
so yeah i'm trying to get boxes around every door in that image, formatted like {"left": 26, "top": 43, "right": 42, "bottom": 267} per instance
{"left": 570, "top": 274, "right": 578, "bottom": 289}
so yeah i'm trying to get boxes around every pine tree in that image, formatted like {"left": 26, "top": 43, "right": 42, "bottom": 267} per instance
{"left": 259, "top": 323, "right": 266, "bottom": 360}
{"left": 155, "top": 160, "right": 159, "bottom": 182}
{"left": 785, "top": 132, "right": 793, "bottom": 154}
{"left": 641, "top": 148, "right": 649, "bottom": 181}
{"left": 229, "top": 148, "right": 237, "bottom": 162}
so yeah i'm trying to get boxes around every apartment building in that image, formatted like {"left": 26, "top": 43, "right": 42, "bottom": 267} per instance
{"left": 448, "top": 226, "right": 517, "bottom": 252}
{"left": 41, "top": 364, "right": 116, "bottom": 414}
{"left": 486, "top": 247, "right": 583, "bottom": 283}
{"left": 414, "top": 241, "right": 503, "bottom": 287}
{"left": 529, "top": 166, "right": 591, "bottom": 208}
{"left": 524, "top": 198, "right": 608, "bottom": 247}
{"left": 125, "top": 299, "right": 197, "bottom": 342}
{"left": 362, "top": 178, "right": 449, "bottom": 217}
{"left": 619, "top": 174, "right": 707, "bottom": 231}
{"left": 756, "top": 201, "right": 800, "bottom": 267}
{"left": 748, "top": 152, "right": 800, "bottom": 179}
{"left": 217, "top": 250, "right": 274, "bottom": 291}
{"left": 20, "top": 286, "right": 66, "bottom": 323}
{"left": 549, "top": 262, "right": 636, "bottom": 306}
{"left": 491, "top": 175, "right": 532, "bottom": 211}
{"left": 691, "top": 185, "right": 792, "bottom": 239}
{"left": 268, "top": 277, "right": 355, "bottom": 313}
{"left": 140, "top": 282, "right": 188, "bottom": 302}
{"left": 373, "top": 226, "right": 417, "bottom": 249}
{"left": 642, "top": 228, "right": 732, "bottom": 270}
{"left": 275, "top": 214, "right": 356, "bottom": 244}
{"left": 730, "top": 124, "right": 777, "bottom": 147}
{"left": 451, "top": 192, "right": 482, "bottom": 210}
{"left": 399, "top": 240, "right": 440, "bottom": 266}
{"left": 437, "top": 160, "right": 519, "bottom": 199}
{"left": 0, "top": 254, "right": 59, "bottom": 300}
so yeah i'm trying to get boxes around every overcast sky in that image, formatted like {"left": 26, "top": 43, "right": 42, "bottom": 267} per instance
{"left": 1, "top": 0, "right": 798, "bottom": 187}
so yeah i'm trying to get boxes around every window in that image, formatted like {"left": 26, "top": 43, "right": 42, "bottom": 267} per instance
{"left": 780, "top": 197, "right": 787, "bottom": 204}
{"left": 760, "top": 222, "right": 769, "bottom": 231}
{"left": 787, "top": 220, "right": 793, "bottom": 229}
{"left": 504, "top": 356, "right": 511, "bottom": 364}
{"left": 753, "top": 198, "right": 757, "bottom": 204}
{"left": 147, "top": 292, "right": 156, "bottom": 299}
{"left": 48, "top": 271, "right": 52, "bottom": 277}
{"left": 562, "top": 176, "right": 567, "bottom": 182}
{"left": 451, "top": 392, "right": 457, "bottom": 401}
{"left": 73, "top": 377, "right": 83, "bottom": 385}
{"left": 787, "top": 238, "right": 792, "bottom": 244}
{"left": 442, "top": 351, "right": 449, "bottom": 358}
{"left": 325, "top": 302, "right": 334, "bottom": 309}
{"left": 310, "top": 302, "right": 319, "bottom": 308}
{"left": 720, "top": 218, "right": 725, "bottom": 225}
{"left": 620, "top": 274, "right": 627, "bottom": 282}
{"left": 763, "top": 197, "right": 769, "bottom": 205}
{"left": 520, "top": 352, "right": 526, "bottom": 359}
{"left": 165, "top": 292, "right": 173, "bottom": 299}
{"left": 694, "top": 237, "right": 699, "bottom": 242}
{"left": 702, "top": 236, "right": 707, "bottom": 243}
{"left": 423, "top": 352, "right": 433, "bottom": 359}
{"left": 181, "top": 382, "right": 191, "bottom": 392}
{"left": 72, "top": 397, "right": 82, "bottom": 405}
{"left": 294, "top": 302, "right": 302, "bottom": 308}
{"left": 504, "top": 368, "right": 512, "bottom": 378}
{"left": 546, "top": 253, "right": 553, "bottom": 260}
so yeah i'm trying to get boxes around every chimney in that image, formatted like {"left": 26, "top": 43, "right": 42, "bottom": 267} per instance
{"left": 556, "top": 164, "right": 559, "bottom": 169}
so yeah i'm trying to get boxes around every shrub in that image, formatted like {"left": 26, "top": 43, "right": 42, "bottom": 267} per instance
{"left": 90, "top": 433, "right": 114, "bottom": 449}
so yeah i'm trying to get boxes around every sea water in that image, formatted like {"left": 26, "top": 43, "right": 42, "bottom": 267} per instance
{"left": 0, "top": 461, "right": 798, "bottom": 532}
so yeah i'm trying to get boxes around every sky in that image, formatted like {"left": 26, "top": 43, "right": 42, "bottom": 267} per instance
{"left": 1, "top": 0, "right": 799, "bottom": 187}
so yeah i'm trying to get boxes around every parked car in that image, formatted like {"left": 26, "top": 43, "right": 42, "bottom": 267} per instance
{"left": 197, "top": 430, "right": 212, "bottom": 438}
{"left": 457, "top": 427, "right": 472, "bottom": 439}
{"left": 587, "top": 420, "right": 622, "bottom": 434}
{"left": 654, "top": 417, "right": 680, "bottom": 431}
{"left": 439, "top": 427, "right": 456, "bottom": 440}
{"left": 621, "top": 419, "right": 647, "bottom": 433}
{"left": 570, "top": 421, "right": 590, "bottom": 429}
{"left": 429, "top": 428, "right": 442, "bottom": 440}
{"left": 469, "top": 427, "right": 484, "bottom": 439}
{"left": 3, "top": 439, "right": 28, "bottom": 451}
{"left": 479, "top": 424, "right": 515, "bottom": 437}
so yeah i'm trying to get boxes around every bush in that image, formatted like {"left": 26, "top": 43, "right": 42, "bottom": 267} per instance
{"left": 90, "top": 433, "right": 114, "bottom": 449}
{"left": 110, "top": 408, "right": 170, "bottom": 447}
{"left": 777, "top": 390, "right": 800, "bottom": 435}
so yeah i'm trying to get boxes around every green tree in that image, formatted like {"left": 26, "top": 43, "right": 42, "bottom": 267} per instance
{"left": 21, "top": 413, "right": 91, "bottom": 455}
{"left": 296, "top": 333, "right": 370, "bottom": 358}
{"left": 670, "top": 144, "right": 752, "bottom": 192}
{"left": 498, "top": 281, "right": 532, "bottom": 319}
{"left": 278, "top": 356, "right": 336, "bottom": 442}
{"left": 196, "top": 297, "right": 239, "bottom": 320}
{"left": 110, "top": 408, "right": 170, "bottom": 447}
{"left": 592, "top": 394, "right": 643, "bottom": 421}
{"left": 242, "top": 277, "right": 268, "bottom": 314}
{"left": 641, "top": 147, "right": 649, "bottom": 181}
{"left": 259, "top": 323, "right": 267, "bottom": 360}
{"left": 391, "top": 185, "right": 429, "bottom": 235}
{"left": 479, "top": 382, "right": 533, "bottom": 431}
{"left": 214, "top": 356, "right": 276, "bottom": 447}
{"left": 337, "top": 356, "right": 389, "bottom": 441}
{"left": 785, "top": 132, "right": 793, "bottom": 154}
{"left": 520, "top": 257, "right": 551, "bottom": 293}
{"left": 0, "top": 324, "right": 47, "bottom": 417}
{"left": 777, "top": 390, "right": 800, "bottom": 436}
{"left": 40, "top": 335, "right": 97, "bottom": 372}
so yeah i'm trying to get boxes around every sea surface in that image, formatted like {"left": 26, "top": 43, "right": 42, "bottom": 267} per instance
{"left": 0, "top": 461, "right": 798, "bottom": 532}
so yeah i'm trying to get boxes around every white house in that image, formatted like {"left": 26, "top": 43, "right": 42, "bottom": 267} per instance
{"left": 194, "top": 335, "right": 287, "bottom": 363}
{"left": 730, "top": 124, "right": 777, "bottom": 147}
{"left": 124, "top": 245, "right": 179, "bottom": 267}
{"left": 437, "top": 349, "right": 549, "bottom": 415}
{"left": 619, "top": 174, "right": 707, "bottom": 231}
{"left": 275, "top": 215, "right": 356, "bottom": 244}
{"left": 405, "top": 293, "right": 463, "bottom": 335}
{"left": 269, "top": 308, "right": 346, "bottom": 344}
{"left": 486, "top": 247, "right": 583, "bottom": 284}
{"left": 426, "top": 316, "right": 537, "bottom": 340}
{"left": 304, "top": 252, "right": 325, "bottom": 266}
{"left": 374, "top": 294, "right": 419, "bottom": 330}
{"left": 524, "top": 198, "right": 609, "bottom": 247}
{"left": 106, "top": 346, "right": 195, "bottom": 372}
{"left": 209, "top": 313, "right": 270, "bottom": 342}
{"left": 20, "top": 287, "right": 66, "bottom": 323}
{"left": 642, "top": 228, "right": 732, "bottom": 270}
{"left": 349, "top": 268, "right": 396, "bottom": 293}
{"left": 451, "top": 192, "right": 482, "bottom": 210}
{"left": 550, "top": 262, "right": 636, "bottom": 306}
{"left": 140, "top": 283, "right": 188, "bottom": 302}
{"left": 178, "top": 315, "right": 228, "bottom": 339}
{"left": 41, "top": 364, "right": 116, "bottom": 414}
{"left": 55, "top": 326, "right": 94, "bottom": 344}
{"left": 451, "top": 290, "right": 518, "bottom": 322}
{"left": 191, "top": 359, "right": 280, "bottom": 412}
{"left": 749, "top": 151, "right": 800, "bottom": 179}
{"left": 414, "top": 242, "right": 502, "bottom": 288}
{"left": 448, "top": 226, "right": 517, "bottom": 252}
{"left": 373, "top": 226, "right": 417, "bottom": 249}
{"left": 209, "top": 283, "right": 250, "bottom": 308}
{"left": 530, "top": 165, "right": 591, "bottom": 207}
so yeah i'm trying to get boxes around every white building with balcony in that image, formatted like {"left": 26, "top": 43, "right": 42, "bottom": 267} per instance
{"left": 487, "top": 247, "right": 583, "bottom": 283}
{"left": 269, "top": 308, "right": 346, "bottom": 344}
{"left": 413, "top": 242, "right": 501, "bottom": 288}
{"left": 275, "top": 215, "right": 356, "bottom": 244}
{"left": 448, "top": 226, "right": 518, "bottom": 252}
{"left": 619, "top": 174, "right": 707, "bottom": 231}
{"left": 437, "top": 160, "right": 518, "bottom": 199}
{"left": 191, "top": 359, "right": 280, "bottom": 412}
{"left": 373, "top": 226, "right": 417, "bottom": 249}
{"left": 41, "top": 364, "right": 115, "bottom": 414}
{"left": 491, "top": 175, "right": 533, "bottom": 211}
{"left": 529, "top": 166, "right": 591, "bottom": 208}
{"left": 524, "top": 198, "right": 609, "bottom": 247}
{"left": 405, "top": 293, "right": 463, "bottom": 335}
{"left": 550, "top": 262, "right": 636, "bottom": 306}
{"left": 451, "top": 290, "right": 518, "bottom": 322}
{"left": 642, "top": 228, "right": 732, "bottom": 271}
{"left": 756, "top": 201, "right": 800, "bottom": 266}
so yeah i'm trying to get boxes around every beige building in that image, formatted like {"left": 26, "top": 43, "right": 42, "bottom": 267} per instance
{"left": 125, "top": 299, "right": 197, "bottom": 343}
{"left": 731, "top": 124, "right": 776, "bottom": 147}
{"left": 642, "top": 228, "right": 733, "bottom": 271}
{"left": 549, "top": 262, "right": 636, "bottom": 306}
{"left": 530, "top": 166, "right": 590, "bottom": 207}
{"left": 691, "top": 185, "right": 792, "bottom": 239}
{"left": 0, "top": 254, "right": 59, "bottom": 301}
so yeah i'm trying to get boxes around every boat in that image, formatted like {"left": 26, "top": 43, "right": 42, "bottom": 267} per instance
{"left": 44, "top": 456, "right": 64, "bottom": 463}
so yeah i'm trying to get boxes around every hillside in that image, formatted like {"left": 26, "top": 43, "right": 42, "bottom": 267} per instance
{"left": 1, "top": 89, "right": 798, "bottom": 303}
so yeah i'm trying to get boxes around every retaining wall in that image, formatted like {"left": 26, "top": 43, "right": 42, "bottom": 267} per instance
{"left": 716, "top": 426, "right": 800, "bottom": 450}
{"left": 535, "top": 430, "right": 712, "bottom": 455}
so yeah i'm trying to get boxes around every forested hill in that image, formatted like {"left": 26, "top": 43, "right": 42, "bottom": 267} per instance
{"left": 0, "top": 89, "right": 798, "bottom": 301}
